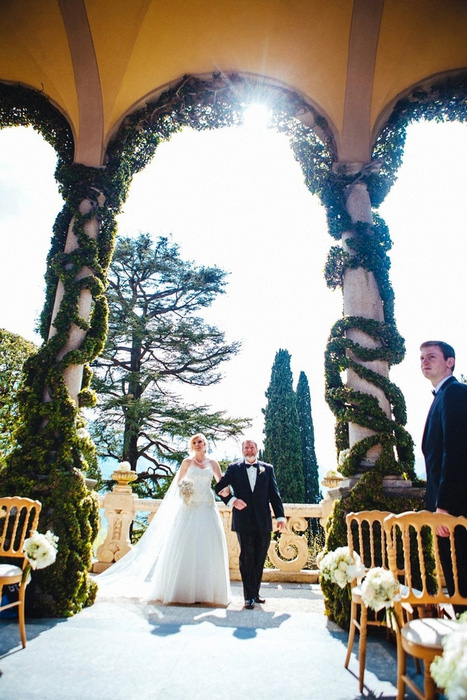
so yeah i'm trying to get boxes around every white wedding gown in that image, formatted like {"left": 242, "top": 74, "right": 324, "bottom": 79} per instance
{"left": 96, "top": 464, "right": 231, "bottom": 606}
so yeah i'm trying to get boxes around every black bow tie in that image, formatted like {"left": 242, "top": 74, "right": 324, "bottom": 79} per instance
{"left": 432, "top": 390, "right": 436, "bottom": 396}
{"left": 246, "top": 462, "right": 258, "bottom": 469}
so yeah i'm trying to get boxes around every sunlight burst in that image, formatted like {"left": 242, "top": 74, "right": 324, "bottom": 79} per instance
{"left": 243, "top": 103, "right": 272, "bottom": 130}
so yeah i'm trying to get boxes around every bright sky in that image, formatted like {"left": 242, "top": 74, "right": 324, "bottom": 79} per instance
{"left": 0, "top": 118, "right": 466, "bottom": 479}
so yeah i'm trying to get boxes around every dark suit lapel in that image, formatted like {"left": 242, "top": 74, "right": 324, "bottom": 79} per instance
{"left": 422, "top": 376, "right": 456, "bottom": 447}
{"left": 438, "top": 376, "right": 456, "bottom": 393}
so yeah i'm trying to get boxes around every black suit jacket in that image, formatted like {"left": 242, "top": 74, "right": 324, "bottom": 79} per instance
{"left": 215, "top": 460, "right": 285, "bottom": 533}
{"left": 422, "top": 375, "right": 467, "bottom": 516}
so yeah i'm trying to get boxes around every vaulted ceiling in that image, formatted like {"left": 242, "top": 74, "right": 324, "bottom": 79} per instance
{"left": 1, "top": 0, "right": 466, "bottom": 165}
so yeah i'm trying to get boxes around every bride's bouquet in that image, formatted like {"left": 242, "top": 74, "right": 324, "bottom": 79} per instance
{"left": 360, "top": 566, "right": 400, "bottom": 612}
{"left": 178, "top": 478, "right": 195, "bottom": 505}
{"left": 318, "top": 546, "right": 365, "bottom": 589}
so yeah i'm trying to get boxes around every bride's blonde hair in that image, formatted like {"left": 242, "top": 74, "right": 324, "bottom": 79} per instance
{"left": 189, "top": 433, "right": 207, "bottom": 455}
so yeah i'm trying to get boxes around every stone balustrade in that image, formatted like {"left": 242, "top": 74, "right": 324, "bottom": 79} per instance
{"left": 92, "top": 476, "right": 326, "bottom": 583}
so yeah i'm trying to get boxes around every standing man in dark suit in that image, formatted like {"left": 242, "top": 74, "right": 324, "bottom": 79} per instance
{"left": 420, "top": 340, "right": 467, "bottom": 609}
{"left": 215, "top": 439, "right": 286, "bottom": 609}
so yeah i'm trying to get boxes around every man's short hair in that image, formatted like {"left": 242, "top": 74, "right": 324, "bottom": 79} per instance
{"left": 242, "top": 439, "right": 258, "bottom": 449}
{"left": 420, "top": 340, "right": 456, "bottom": 369}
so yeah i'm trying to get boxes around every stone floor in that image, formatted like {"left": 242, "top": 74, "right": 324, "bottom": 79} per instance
{"left": 0, "top": 583, "right": 425, "bottom": 700}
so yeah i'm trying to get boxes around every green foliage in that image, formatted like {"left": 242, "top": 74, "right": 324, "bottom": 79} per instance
{"left": 263, "top": 349, "right": 305, "bottom": 502}
{"left": 0, "top": 87, "right": 121, "bottom": 616}
{"left": 324, "top": 315, "right": 416, "bottom": 480}
{"left": 319, "top": 76, "right": 467, "bottom": 483}
{"left": 0, "top": 329, "right": 37, "bottom": 458}
{"left": 90, "top": 233, "right": 250, "bottom": 494}
{"left": 296, "top": 371, "right": 321, "bottom": 504}
{"left": 315, "top": 75, "right": 467, "bottom": 626}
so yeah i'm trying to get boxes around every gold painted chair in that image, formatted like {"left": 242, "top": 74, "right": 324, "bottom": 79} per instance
{"left": 384, "top": 510, "right": 467, "bottom": 700}
{"left": 344, "top": 510, "right": 394, "bottom": 692}
{"left": 0, "top": 496, "right": 41, "bottom": 648}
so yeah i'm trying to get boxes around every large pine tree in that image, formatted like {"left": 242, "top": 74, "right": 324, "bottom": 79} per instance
{"left": 91, "top": 233, "right": 249, "bottom": 484}
{"left": 262, "top": 349, "right": 305, "bottom": 502}
{"left": 296, "top": 371, "right": 322, "bottom": 504}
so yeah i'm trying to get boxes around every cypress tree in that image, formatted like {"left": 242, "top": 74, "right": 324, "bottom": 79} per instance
{"left": 296, "top": 371, "right": 322, "bottom": 504}
{"left": 263, "top": 349, "right": 305, "bottom": 502}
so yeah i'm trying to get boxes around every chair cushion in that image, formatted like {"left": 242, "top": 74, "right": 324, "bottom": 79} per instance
{"left": 402, "top": 618, "right": 459, "bottom": 649}
{"left": 0, "top": 564, "right": 23, "bottom": 578}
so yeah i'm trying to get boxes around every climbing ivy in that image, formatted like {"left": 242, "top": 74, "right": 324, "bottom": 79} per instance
{"left": 317, "top": 72, "right": 467, "bottom": 626}
{"left": 0, "top": 87, "right": 121, "bottom": 615}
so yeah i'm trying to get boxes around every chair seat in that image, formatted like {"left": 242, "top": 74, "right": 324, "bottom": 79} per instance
{"left": 0, "top": 563, "right": 23, "bottom": 579}
{"left": 402, "top": 618, "right": 459, "bottom": 649}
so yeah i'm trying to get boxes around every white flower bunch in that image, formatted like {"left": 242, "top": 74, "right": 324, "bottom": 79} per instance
{"left": 23, "top": 530, "right": 59, "bottom": 570}
{"left": 318, "top": 546, "right": 365, "bottom": 589}
{"left": 179, "top": 478, "right": 195, "bottom": 505}
{"left": 431, "top": 614, "right": 467, "bottom": 700}
{"left": 361, "top": 567, "right": 400, "bottom": 612}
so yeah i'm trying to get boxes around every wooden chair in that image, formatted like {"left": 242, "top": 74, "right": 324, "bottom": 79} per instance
{"left": 344, "top": 510, "right": 393, "bottom": 692}
{"left": 0, "top": 496, "right": 41, "bottom": 648}
{"left": 384, "top": 510, "right": 467, "bottom": 700}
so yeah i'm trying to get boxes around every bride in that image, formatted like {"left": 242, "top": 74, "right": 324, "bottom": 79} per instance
{"left": 97, "top": 433, "right": 231, "bottom": 606}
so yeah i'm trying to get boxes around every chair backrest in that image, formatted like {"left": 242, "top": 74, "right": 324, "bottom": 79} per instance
{"left": 383, "top": 510, "right": 467, "bottom": 608}
{"left": 346, "top": 510, "right": 393, "bottom": 571}
{"left": 0, "top": 497, "right": 41, "bottom": 560}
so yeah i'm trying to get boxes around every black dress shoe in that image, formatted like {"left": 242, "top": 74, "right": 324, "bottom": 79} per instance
{"left": 244, "top": 599, "right": 255, "bottom": 609}
{"left": 255, "top": 595, "right": 266, "bottom": 604}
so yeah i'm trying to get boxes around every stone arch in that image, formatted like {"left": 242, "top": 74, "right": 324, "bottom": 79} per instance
{"left": 0, "top": 82, "right": 74, "bottom": 165}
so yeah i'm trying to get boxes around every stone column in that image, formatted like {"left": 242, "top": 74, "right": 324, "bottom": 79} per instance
{"left": 47, "top": 193, "right": 105, "bottom": 404}
{"left": 342, "top": 179, "right": 391, "bottom": 466}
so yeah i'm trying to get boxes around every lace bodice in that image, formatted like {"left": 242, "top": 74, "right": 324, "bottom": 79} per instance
{"left": 185, "top": 465, "right": 215, "bottom": 505}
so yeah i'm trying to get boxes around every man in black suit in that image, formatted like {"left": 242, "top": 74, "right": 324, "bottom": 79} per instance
{"left": 215, "top": 439, "right": 285, "bottom": 609}
{"left": 420, "top": 340, "right": 467, "bottom": 609}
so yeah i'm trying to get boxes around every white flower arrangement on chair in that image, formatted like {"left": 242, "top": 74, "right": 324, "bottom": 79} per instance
{"left": 23, "top": 530, "right": 59, "bottom": 579}
{"left": 431, "top": 612, "right": 467, "bottom": 700}
{"left": 360, "top": 566, "right": 400, "bottom": 612}
{"left": 318, "top": 546, "right": 366, "bottom": 589}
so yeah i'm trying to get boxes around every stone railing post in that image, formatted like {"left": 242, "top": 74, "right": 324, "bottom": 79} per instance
{"left": 94, "top": 466, "right": 139, "bottom": 573}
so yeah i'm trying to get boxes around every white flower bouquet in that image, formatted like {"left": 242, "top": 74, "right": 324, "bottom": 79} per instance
{"left": 431, "top": 613, "right": 467, "bottom": 699}
{"left": 360, "top": 567, "right": 400, "bottom": 612}
{"left": 178, "top": 478, "right": 194, "bottom": 505}
{"left": 23, "top": 530, "right": 59, "bottom": 572}
{"left": 318, "top": 546, "right": 365, "bottom": 589}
